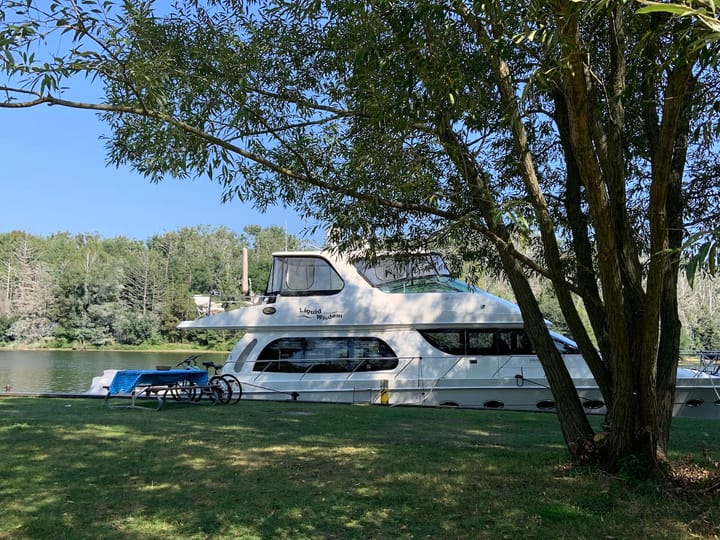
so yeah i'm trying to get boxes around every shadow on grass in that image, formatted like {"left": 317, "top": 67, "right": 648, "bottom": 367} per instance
{"left": 0, "top": 398, "right": 717, "bottom": 539}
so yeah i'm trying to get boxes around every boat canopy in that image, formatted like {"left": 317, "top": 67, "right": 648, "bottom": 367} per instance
{"left": 264, "top": 252, "right": 471, "bottom": 297}
{"left": 266, "top": 255, "right": 345, "bottom": 297}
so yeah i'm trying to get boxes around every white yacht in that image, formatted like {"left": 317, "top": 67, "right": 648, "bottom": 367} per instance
{"left": 170, "top": 251, "right": 720, "bottom": 418}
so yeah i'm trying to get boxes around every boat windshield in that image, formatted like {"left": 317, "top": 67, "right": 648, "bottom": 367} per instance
{"left": 355, "top": 254, "right": 468, "bottom": 293}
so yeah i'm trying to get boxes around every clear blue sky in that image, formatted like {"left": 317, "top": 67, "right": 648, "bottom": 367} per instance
{"left": 0, "top": 103, "right": 323, "bottom": 244}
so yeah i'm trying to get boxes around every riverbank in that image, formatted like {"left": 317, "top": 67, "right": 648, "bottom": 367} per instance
{"left": 0, "top": 343, "right": 229, "bottom": 353}
{"left": 1, "top": 397, "right": 718, "bottom": 539}
{"left": 0, "top": 349, "right": 228, "bottom": 395}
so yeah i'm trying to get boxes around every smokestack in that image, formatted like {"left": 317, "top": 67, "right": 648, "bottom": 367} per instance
{"left": 242, "top": 247, "right": 249, "bottom": 296}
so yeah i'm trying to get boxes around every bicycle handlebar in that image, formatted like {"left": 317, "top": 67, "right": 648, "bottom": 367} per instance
{"left": 175, "top": 355, "right": 224, "bottom": 374}
{"left": 175, "top": 354, "right": 200, "bottom": 368}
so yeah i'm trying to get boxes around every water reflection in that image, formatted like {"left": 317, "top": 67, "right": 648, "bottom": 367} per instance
{"left": 0, "top": 350, "right": 222, "bottom": 393}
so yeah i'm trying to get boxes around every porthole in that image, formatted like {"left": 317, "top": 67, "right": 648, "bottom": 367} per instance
{"left": 715, "top": 400, "right": 720, "bottom": 406}
{"left": 440, "top": 401, "right": 459, "bottom": 407}
{"left": 536, "top": 400, "right": 556, "bottom": 410}
{"left": 483, "top": 400, "right": 504, "bottom": 409}
{"left": 686, "top": 399, "right": 704, "bottom": 408}
{"left": 583, "top": 399, "right": 605, "bottom": 410}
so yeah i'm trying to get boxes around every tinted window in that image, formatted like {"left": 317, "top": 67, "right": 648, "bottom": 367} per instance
{"left": 254, "top": 337, "right": 398, "bottom": 373}
{"left": 354, "top": 253, "right": 467, "bottom": 292}
{"left": 496, "top": 330, "right": 534, "bottom": 354}
{"left": 419, "top": 329, "right": 464, "bottom": 355}
{"left": 420, "top": 328, "right": 536, "bottom": 355}
{"left": 467, "top": 330, "right": 494, "bottom": 355}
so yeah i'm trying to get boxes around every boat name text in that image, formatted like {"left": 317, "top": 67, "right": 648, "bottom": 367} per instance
{"left": 299, "top": 307, "right": 343, "bottom": 321}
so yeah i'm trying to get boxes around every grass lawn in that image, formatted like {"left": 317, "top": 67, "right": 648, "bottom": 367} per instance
{"left": 0, "top": 397, "right": 718, "bottom": 539}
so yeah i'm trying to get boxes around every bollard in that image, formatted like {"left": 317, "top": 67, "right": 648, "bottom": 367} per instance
{"left": 380, "top": 379, "right": 389, "bottom": 406}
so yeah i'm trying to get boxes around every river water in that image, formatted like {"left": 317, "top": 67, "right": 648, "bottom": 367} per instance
{"left": 0, "top": 350, "right": 226, "bottom": 394}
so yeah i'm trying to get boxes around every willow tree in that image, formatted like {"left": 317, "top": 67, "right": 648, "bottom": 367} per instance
{"left": 640, "top": 0, "right": 720, "bottom": 281}
{"left": 2, "top": 0, "right": 720, "bottom": 471}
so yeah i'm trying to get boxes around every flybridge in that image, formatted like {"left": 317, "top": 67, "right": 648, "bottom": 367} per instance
{"left": 264, "top": 251, "right": 471, "bottom": 297}
{"left": 177, "top": 250, "right": 526, "bottom": 331}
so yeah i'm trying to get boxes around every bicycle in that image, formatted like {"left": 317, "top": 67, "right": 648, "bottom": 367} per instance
{"left": 197, "top": 358, "right": 243, "bottom": 405}
{"left": 172, "top": 355, "right": 242, "bottom": 405}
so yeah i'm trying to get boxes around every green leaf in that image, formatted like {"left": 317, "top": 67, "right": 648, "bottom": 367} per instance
{"left": 637, "top": 4, "right": 697, "bottom": 16}
{"left": 697, "top": 239, "right": 712, "bottom": 264}
{"left": 709, "top": 242, "right": 717, "bottom": 275}
{"left": 686, "top": 255, "right": 699, "bottom": 288}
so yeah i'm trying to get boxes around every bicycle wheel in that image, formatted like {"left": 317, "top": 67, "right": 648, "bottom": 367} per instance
{"left": 171, "top": 379, "right": 198, "bottom": 402}
{"left": 208, "top": 376, "right": 232, "bottom": 404}
{"left": 222, "top": 374, "right": 243, "bottom": 404}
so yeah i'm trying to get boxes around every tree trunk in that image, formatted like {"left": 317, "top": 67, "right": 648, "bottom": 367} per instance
{"left": 552, "top": 1, "right": 698, "bottom": 471}
{"left": 655, "top": 70, "right": 693, "bottom": 456}
{"left": 457, "top": 3, "right": 600, "bottom": 459}
{"left": 436, "top": 122, "right": 596, "bottom": 457}
{"left": 553, "top": 88, "right": 612, "bottom": 392}
{"left": 500, "top": 252, "right": 596, "bottom": 455}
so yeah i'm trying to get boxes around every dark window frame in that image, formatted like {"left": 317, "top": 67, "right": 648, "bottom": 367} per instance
{"left": 254, "top": 337, "right": 399, "bottom": 373}
{"left": 419, "top": 328, "right": 578, "bottom": 355}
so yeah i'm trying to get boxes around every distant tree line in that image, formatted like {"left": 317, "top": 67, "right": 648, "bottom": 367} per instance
{"left": 479, "top": 269, "right": 720, "bottom": 353}
{"left": 0, "top": 225, "right": 303, "bottom": 350}
{"left": 3, "top": 223, "right": 717, "bottom": 352}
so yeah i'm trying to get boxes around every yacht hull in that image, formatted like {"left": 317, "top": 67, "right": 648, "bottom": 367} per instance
{"left": 215, "top": 371, "right": 720, "bottom": 419}
{"left": 161, "top": 250, "right": 720, "bottom": 420}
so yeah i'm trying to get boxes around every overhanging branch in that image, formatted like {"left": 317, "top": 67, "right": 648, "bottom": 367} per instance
{"left": 0, "top": 85, "right": 584, "bottom": 294}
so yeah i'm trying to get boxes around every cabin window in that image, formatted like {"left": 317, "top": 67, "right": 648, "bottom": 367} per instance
{"left": 420, "top": 328, "right": 536, "bottom": 355}
{"left": 266, "top": 256, "right": 344, "bottom": 297}
{"left": 420, "top": 328, "right": 579, "bottom": 355}
{"left": 496, "top": 330, "right": 534, "bottom": 355}
{"left": 419, "top": 329, "right": 465, "bottom": 355}
{"left": 467, "top": 330, "right": 495, "bottom": 355}
{"left": 254, "top": 337, "right": 399, "bottom": 373}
